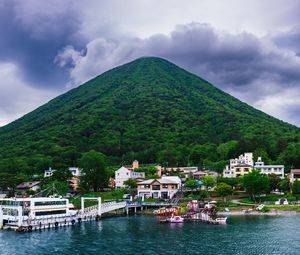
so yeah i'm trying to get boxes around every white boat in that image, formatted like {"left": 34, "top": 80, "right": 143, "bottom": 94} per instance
{"left": 169, "top": 215, "right": 184, "bottom": 223}
{"left": 0, "top": 197, "right": 77, "bottom": 228}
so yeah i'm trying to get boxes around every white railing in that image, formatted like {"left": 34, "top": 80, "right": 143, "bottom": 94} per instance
{"left": 82, "top": 201, "right": 126, "bottom": 216}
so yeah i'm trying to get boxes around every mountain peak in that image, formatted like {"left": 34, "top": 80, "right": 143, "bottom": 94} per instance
{"left": 0, "top": 57, "right": 298, "bottom": 171}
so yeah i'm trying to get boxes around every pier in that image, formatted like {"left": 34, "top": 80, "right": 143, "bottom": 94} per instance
{"left": 0, "top": 196, "right": 181, "bottom": 232}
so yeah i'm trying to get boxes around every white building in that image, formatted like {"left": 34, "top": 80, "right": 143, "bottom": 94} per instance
{"left": 115, "top": 166, "right": 145, "bottom": 188}
{"left": 230, "top": 152, "right": 253, "bottom": 167}
{"left": 223, "top": 152, "right": 253, "bottom": 178}
{"left": 68, "top": 167, "right": 82, "bottom": 177}
{"left": 137, "top": 176, "right": 181, "bottom": 199}
{"left": 254, "top": 157, "right": 284, "bottom": 178}
{"left": 44, "top": 167, "right": 56, "bottom": 178}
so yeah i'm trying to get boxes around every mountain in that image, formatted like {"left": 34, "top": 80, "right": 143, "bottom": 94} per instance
{"left": 0, "top": 57, "right": 299, "bottom": 172}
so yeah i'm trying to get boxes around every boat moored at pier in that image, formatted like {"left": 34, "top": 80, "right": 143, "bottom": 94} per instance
{"left": 0, "top": 197, "right": 77, "bottom": 230}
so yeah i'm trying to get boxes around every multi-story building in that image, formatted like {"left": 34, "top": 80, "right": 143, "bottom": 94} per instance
{"left": 254, "top": 157, "right": 284, "bottom": 178}
{"left": 223, "top": 164, "right": 253, "bottom": 178}
{"left": 230, "top": 152, "right": 253, "bottom": 168}
{"left": 223, "top": 152, "right": 253, "bottom": 178}
{"left": 115, "top": 164, "right": 145, "bottom": 188}
{"left": 137, "top": 176, "right": 181, "bottom": 199}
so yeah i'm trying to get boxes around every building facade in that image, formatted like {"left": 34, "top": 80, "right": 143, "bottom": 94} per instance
{"left": 44, "top": 167, "right": 56, "bottom": 178}
{"left": 254, "top": 157, "right": 284, "bottom": 178}
{"left": 223, "top": 152, "right": 254, "bottom": 178}
{"left": 289, "top": 169, "right": 300, "bottom": 183}
{"left": 115, "top": 166, "right": 145, "bottom": 188}
{"left": 137, "top": 176, "right": 181, "bottom": 199}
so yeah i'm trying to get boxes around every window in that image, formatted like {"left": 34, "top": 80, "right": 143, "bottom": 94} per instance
{"left": 35, "top": 200, "right": 66, "bottom": 206}
{"left": 152, "top": 185, "right": 160, "bottom": 190}
{"left": 236, "top": 168, "right": 240, "bottom": 172}
{"left": 244, "top": 168, "right": 249, "bottom": 172}
{"left": 35, "top": 210, "right": 66, "bottom": 216}
{"left": 162, "top": 185, "right": 168, "bottom": 189}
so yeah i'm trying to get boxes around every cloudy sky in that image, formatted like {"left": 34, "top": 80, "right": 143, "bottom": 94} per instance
{"left": 1, "top": 0, "right": 300, "bottom": 127}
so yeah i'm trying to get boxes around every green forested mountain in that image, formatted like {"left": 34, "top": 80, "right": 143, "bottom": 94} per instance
{"left": 0, "top": 57, "right": 299, "bottom": 173}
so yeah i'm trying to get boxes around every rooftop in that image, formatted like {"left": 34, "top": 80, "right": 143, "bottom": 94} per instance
{"left": 16, "top": 181, "right": 41, "bottom": 189}
{"left": 291, "top": 169, "right": 300, "bottom": 174}
{"left": 138, "top": 178, "right": 177, "bottom": 185}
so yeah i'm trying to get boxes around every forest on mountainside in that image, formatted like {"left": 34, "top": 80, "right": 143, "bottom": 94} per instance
{"left": 0, "top": 57, "right": 299, "bottom": 174}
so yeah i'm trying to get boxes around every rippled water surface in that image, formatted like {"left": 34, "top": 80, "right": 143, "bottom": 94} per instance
{"left": 1, "top": 215, "right": 300, "bottom": 254}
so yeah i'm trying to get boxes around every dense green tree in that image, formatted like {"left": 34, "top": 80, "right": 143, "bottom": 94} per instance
{"left": 0, "top": 172, "right": 27, "bottom": 195}
{"left": 185, "top": 179, "right": 198, "bottom": 190}
{"left": 135, "top": 166, "right": 158, "bottom": 178}
{"left": 217, "top": 140, "right": 238, "bottom": 160}
{"left": 242, "top": 171, "right": 269, "bottom": 201}
{"left": 79, "top": 150, "right": 108, "bottom": 192}
{"left": 292, "top": 180, "right": 300, "bottom": 196}
{"left": 279, "top": 178, "right": 290, "bottom": 193}
{"left": 44, "top": 180, "right": 69, "bottom": 196}
{"left": 157, "top": 148, "right": 178, "bottom": 167}
{"left": 217, "top": 177, "right": 241, "bottom": 189}
{"left": 268, "top": 173, "right": 281, "bottom": 192}
{"left": 123, "top": 178, "right": 138, "bottom": 189}
{"left": 51, "top": 168, "right": 72, "bottom": 182}
{"left": 202, "top": 176, "right": 216, "bottom": 191}
{"left": 253, "top": 148, "right": 271, "bottom": 164}
{"left": 215, "top": 182, "right": 232, "bottom": 201}
{"left": 189, "top": 144, "right": 218, "bottom": 165}
{"left": 278, "top": 142, "right": 300, "bottom": 168}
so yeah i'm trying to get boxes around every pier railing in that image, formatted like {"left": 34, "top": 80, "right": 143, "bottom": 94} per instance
{"left": 82, "top": 201, "right": 126, "bottom": 216}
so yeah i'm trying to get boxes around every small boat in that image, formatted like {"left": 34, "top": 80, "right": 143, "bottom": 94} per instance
{"left": 169, "top": 215, "right": 184, "bottom": 223}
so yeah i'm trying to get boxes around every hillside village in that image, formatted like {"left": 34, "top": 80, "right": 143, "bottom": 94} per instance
{"left": 2, "top": 151, "right": 300, "bottom": 209}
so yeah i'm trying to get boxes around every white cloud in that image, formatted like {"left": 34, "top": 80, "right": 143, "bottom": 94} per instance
{"left": 254, "top": 87, "right": 300, "bottom": 126}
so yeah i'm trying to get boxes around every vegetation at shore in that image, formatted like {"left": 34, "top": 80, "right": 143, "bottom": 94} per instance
{"left": 0, "top": 57, "right": 299, "bottom": 176}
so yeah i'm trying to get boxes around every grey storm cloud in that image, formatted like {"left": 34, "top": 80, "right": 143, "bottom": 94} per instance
{"left": 0, "top": 1, "right": 83, "bottom": 88}
{"left": 56, "top": 23, "right": 300, "bottom": 116}
{"left": 0, "top": 0, "right": 300, "bottom": 127}
{"left": 272, "top": 26, "right": 300, "bottom": 56}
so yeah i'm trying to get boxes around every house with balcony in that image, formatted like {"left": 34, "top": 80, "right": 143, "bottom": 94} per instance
{"left": 137, "top": 176, "right": 181, "bottom": 199}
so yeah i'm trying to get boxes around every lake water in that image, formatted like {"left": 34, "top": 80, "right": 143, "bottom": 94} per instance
{"left": 1, "top": 215, "right": 300, "bottom": 254}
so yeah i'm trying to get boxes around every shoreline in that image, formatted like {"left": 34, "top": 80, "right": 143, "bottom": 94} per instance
{"left": 217, "top": 209, "right": 298, "bottom": 216}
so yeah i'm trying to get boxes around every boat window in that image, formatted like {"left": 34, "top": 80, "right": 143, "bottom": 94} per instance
{"left": 34, "top": 200, "right": 67, "bottom": 206}
{"left": 35, "top": 210, "right": 67, "bottom": 216}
